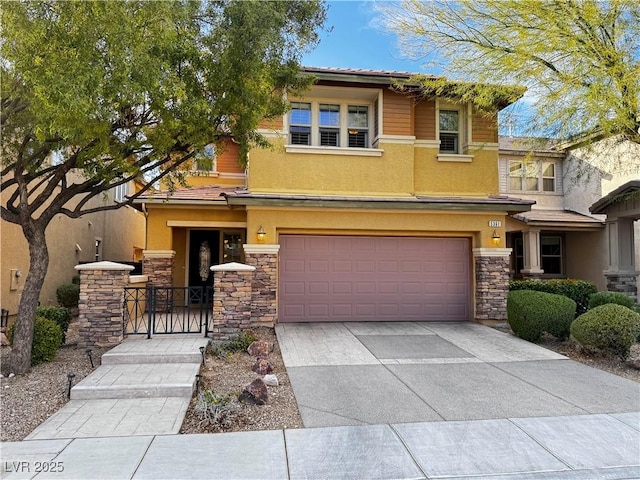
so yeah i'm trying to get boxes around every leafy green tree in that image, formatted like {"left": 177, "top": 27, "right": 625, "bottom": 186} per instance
{"left": 379, "top": 0, "right": 640, "bottom": 144}
{"left": 1, "top": 0, "right": 326, "bottom": 374}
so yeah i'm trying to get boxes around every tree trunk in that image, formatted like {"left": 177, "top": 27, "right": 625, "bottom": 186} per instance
{"left": 3, "top": 224, "right": 49, "bottom": 375}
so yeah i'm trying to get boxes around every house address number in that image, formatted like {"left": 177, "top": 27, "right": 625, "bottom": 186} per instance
{"left": 488, "top": 221, "right": 502, "bottom": 227}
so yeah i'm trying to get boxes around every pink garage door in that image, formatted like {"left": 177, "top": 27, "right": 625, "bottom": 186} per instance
{"left": 278, "top": 235, "right": 471, "bottom": 322}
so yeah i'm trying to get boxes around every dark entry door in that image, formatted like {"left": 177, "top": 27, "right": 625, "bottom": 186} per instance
{"left": 188, "top": 230, "right": 220, "bottom": 290}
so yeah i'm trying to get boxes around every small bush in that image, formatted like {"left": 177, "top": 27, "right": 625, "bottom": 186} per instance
{"left": 8, "top": 317, "right": 63, "bottom": 365}
{"left": 507, "top": 290, "right": 577, "bottom": 343}
{"left": 509, "top": 279, "right": 597, "bottom": 316}
{"left": 571, "top": 304, "right": 640, "bottom": 360}
{"left": 35, "top": 306, "right": 71, "bottom": 343}
{"left": 56, "top": 283, "right": 80, "bottom": 308}
{"left": 194, "top": 389, "right": 239, "bottom": 428}
{"left": 588, "top": 291, "right": 635, "bottom": 310}
{"left": 71, "top": 275, "right": 81, "bottom": 285}
{"left": 211, "top": 331, "right": 258, "bottom": 358}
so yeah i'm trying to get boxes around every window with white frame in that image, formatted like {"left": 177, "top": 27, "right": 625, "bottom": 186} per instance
{"left": 509, "top": 160, "right": 557, "bottom": 192}
{"left": 439, "top": 110, "right": 460, "bottom": 154}
{"left": 114, "top": 182, "right": 128, "bottom": 202}
{"left": 288, "top": 100, "right": 371, "bottom": 148}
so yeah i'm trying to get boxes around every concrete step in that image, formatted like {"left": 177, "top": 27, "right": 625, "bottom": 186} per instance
{"left": 70, "top": 363, "right": 201, "bottom": 400}
{"left": 101, "top": 336, "right": 210, "bottom": 365}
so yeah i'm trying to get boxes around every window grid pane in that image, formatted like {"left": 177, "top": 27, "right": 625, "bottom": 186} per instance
{"left": 290, "top": 102, "right": 311, "bottom": 145}
{"left": 439, "top": 110, "right": 459, "bottom": 132}
{"left": 440, "top": 133, "right": 458, "bottom": 153}
{"left": 540, "top": 236, "right": 563, "bottom": 275}
{"left": 348, "top": 131, "right": 367, "bottom": 148}
{"left": 319, "top": 104, "right": 340, "bottom": 126}
{"left": 320, "top": 129, "right": 339, "bottom": 147}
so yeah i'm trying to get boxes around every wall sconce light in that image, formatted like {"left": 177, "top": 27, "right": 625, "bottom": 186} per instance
{"left": 491, "top": 230, "right": 501, "bottom": 246}
{"left": 256, "top": 225, "right": 266, "bottom": 243}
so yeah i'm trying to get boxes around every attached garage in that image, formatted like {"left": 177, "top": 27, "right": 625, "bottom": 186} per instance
{"left": 278, "top": 235, "right": 471, "bottom": 322}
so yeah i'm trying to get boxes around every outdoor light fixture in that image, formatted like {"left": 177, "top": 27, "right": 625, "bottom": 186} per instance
{"left": 85, "top": 348, "right": 94, "bottom": 368}
{"left": 199, "top": 346, "right": 205, "bottom": 365}
{"left": 67, "top": 372, "right": 76, "bottom": 399}
{"left": 491, "top": 230, "right": 501, "bottom": 246}
{"left": 256, "top": 225, "right": 266, "bottom": 243}
{"left": 195, "top": 374, "right": 202, "bottom": 396}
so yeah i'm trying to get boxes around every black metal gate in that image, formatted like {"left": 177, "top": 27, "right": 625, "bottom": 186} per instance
{"left": 123, "top": 286, "right": 213, "bottom": 338}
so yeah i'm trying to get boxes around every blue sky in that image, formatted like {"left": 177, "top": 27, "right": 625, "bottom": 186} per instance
{"left": 303, "top": 1, "right": 421, "bottom": 73}
{"left": 302, "top": 1, "right": 531, "bottom": 136}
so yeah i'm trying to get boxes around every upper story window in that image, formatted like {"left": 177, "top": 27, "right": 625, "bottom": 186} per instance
{"left": 288, "top": 100, "right": 371, "bottom": 148}
{"left": 194, "top": 144, "right": 217, "bottom": 172}
{"left": 114, "top": 182, "right": 128, "bottom": 202}
{"left": 439, "top": 110, "right": 459, "bottom": 154}
{"left": 509, "top": 160, "right": 556, "bottom": 192}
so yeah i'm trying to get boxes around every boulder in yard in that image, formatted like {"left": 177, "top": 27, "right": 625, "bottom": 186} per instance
{"left": 247, "top": 341, "right": 272, "bottom": 357}
{"left": 240, "top": 378, "right": 268, "bottom": 405}
{"left": 251, "top": 357, "right": 273, "bottom": 375}
{"left": 264, "top": 374, "right": 279, "bottom": 387}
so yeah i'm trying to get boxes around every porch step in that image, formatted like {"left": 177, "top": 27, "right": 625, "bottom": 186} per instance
{"left": 101, "top": 335, "right": 210, "bottom": 365}
{"left": 70, "top": 363, "right": 200, "bottom": 400}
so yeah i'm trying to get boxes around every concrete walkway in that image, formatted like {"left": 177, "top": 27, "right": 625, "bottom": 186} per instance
{"left": 2, "top": 413, "right": 639, "bottom": 479}
{"left": 25, "top": 335, "right": 209, "bottom": 440}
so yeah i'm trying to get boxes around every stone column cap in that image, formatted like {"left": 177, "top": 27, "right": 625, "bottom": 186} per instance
{"left": 243, "top": 244, "right": 280, "bottom": 254}
{"left": 472, "top": 248, "right": 513, "bottom": 257}
{"left": 143, "top": 250, "right": 176, "bottom": 259}
{"left": 75, "top": 261, "right": 135, "bottom": 271}
{"left": 211, "top": 262, "right": 256, "bottom": 272}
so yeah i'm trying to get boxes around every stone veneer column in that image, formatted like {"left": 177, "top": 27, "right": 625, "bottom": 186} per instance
{"left": 473, "top": 248, "right": 512, "bottom": 323}
{"left": 142, "top": 250, "right": 175, "bottom": 287}
{"left": 210, "top": 262, "right": 255, "bottom": 341}
{"left": 243, "top": 244, "right": 280, "bottom": 327}
{"left": 75, "top": 261, "right": 134, "bottom": 347}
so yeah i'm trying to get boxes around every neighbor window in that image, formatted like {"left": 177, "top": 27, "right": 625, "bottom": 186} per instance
{"left": 114, "top": 183, "right": 128, "bottom": 202}
{"left": 288, "top": 101, "right": 371, "bottom": 148}
{"left": 540, "top": 235, "right": 563, "bottom": 275}
{"left": 509, "top": 160, "right": 557, "bottom": 192}
{"left": 195, "top": 144, "right": 216, "bottom": 171}
{"left": 439, "top": 110, "right": 459, "bottom": 153}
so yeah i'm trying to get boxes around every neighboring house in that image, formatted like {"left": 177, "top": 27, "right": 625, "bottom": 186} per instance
{"left": 137, "top": 67, "right": 534, "bottom": 325}
{"left": 1, "top": 173, "right": 146, "bottom": 324}
{"left": 500, "top": 136, "right": 639, "bottom": 298}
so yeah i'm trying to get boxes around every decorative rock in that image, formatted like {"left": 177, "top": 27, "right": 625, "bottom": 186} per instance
{"left": 247, "top": 341, "right": 272, "bottom": 357}
{"left": 264, "top": 374, "right": 279, "bottom": 387}
{"left": 251, "top": 357, "right": 273, "bottom": 375}
{"left": 8, "top": 373, "right": 15, "bottom": 378}
{"left": 239, "top": 378, "right": 268, "bottom": 405}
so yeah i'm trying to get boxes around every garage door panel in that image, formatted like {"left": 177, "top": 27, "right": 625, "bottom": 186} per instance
{"left": 279, "top": 235, "right": 470, "bottom": 322}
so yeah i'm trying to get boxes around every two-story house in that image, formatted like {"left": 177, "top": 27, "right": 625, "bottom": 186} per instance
{"left": 500, "top": 136, "right": 639, "bottom": 298}
{"left": 137, "top": 67, "right": 535, "bottom": 325}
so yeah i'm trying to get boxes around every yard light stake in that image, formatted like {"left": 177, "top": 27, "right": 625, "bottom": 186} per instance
{"left": 67, "top": 372, "right": 76, "bottom": 399}
{"left": 199, "top": 346, "right": 205, "bottom": 365}
{"left": 85, "top": 348, "right": 94, "bottom": 368}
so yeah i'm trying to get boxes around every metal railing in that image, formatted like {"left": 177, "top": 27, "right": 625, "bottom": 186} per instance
{"left": 123, "top": 286, "right": 213, "bottom": 338}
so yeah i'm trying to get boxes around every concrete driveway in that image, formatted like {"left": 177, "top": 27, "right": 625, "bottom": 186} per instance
{"left": 275, "top": 322, "right": 640, "bottom": 427}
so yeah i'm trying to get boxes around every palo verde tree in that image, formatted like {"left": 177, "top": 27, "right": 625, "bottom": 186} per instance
{"left": 1, "top": 0, "right": 326, "bottom": 374}
{"left": 379, "top": 0, "right": 640, "bottom": 144}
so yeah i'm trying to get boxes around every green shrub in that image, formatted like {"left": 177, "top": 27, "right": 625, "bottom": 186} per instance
{"left": 211, "top": 330, "right": 258, "bottom": 358}
{"left": 35, "top": 306, "right": 71, "bottom": 343}
{"left": 571, "top": 304, "right": 640, "bottom": 360}
{"left": 588, "top": 291, "right": 635, "bottom": 310}
{"left": 71, "top": 275, "right": 81, "bottom": 285}
{"left": 507, "top": 290, "right": 577, "bottom": 342}
{"left": 509, "top": 279, "right": 597, "bottom": 316}
{"left": 8, "top": 317, "right": 63, "bottom": 365}
{"left": 56, "top": 283, "right": 80, "bottom": 308}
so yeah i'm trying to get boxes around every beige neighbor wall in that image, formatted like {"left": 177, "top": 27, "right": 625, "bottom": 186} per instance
{"left": 1, "top": 175, "right": 145, "bottom": 321}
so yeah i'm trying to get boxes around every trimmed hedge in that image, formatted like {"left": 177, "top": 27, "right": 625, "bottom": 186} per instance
{"left": 509, "top": 279, "right": 597, "bottom": 316}
{"left": 507, "top": 290, "right": 577, "bottom": 343}
{"left": 56, "top": 283, "right": 80, "bottom": 308}
{"left": 35, "top": 306, "right": 71, "bottom": 343}
{"left": 588, "top": 291, "right": 635, "bottom": 310}
{"left": 571, "top": 304, "right": 640, "bottom": 360}
{"left": 8, "top": 317, "right": 63, "bottom": 365}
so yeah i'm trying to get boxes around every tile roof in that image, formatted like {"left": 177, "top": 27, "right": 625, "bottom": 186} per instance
{"left": 512, "top": 209, "right": 604, "bottom": 225}
{"left": 303, "top": 66, "right": 417, "bottom": 79}
{"left": 499, "top": 136, "right": 561, "bottom": 152}
{"left": 136, "top": 185, "right": 246, "bottom": 203}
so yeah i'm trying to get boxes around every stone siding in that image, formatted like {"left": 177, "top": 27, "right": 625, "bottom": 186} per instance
{"left": 475, "top": 254, "right": 510, "bottom": 321}
{"left": 76, "top": 267, "right": 131, "bottom": 347}
{"left": 143, "top": 255, "right": 174, "bottom": 287}
{"left": 606, "top": 273, "right": 638, "bottom": 303}
{"left": 211, "top": 269, "right": 253, "bottom": 341}
{"left": 244, "top": 252, "right": 278, "bottom": 327}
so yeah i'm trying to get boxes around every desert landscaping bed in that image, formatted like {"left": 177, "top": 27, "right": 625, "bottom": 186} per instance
{"left": 1, "top": 324, "right": 638, "bottom": 442}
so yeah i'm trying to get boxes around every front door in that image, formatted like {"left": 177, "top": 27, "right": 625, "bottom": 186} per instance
{"left": 188, "top": 230, "right": 220, "bottom": 291}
